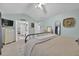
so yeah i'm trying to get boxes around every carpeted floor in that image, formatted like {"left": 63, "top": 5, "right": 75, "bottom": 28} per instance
{"left": 1, "top": 40, "right": 25, "bottom": 56}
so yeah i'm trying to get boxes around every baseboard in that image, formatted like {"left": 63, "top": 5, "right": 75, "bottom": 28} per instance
{"left": 3, "top": 40, "right": 16, "bottom": 45}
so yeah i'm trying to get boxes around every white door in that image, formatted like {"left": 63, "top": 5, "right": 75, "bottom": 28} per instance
{"left": 16, "top": 21, "right": 29, "bottom": 41}
{"left": 35, "top": 23, "right": 40, "bottom": 33}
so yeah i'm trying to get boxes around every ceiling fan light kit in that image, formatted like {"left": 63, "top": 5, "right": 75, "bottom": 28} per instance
{"left": 34, "top": 3, "right": 47, "bottom": 14}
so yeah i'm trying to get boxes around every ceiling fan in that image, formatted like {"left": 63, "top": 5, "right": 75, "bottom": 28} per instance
{"left": 27, "top": 3, "right": 47, "bottom": 14}
{"left": 34, "top": 3, "right": 47, "bottom": 14}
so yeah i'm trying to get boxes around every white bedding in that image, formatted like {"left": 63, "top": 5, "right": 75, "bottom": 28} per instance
{"left": 31, "top": 36, "right": 79, "bottom": 56}
{"left": 24, "top": 34, "right": 57, "bottom": 56}
{"left": 24, "top": 34, "right": 79, "bottom": 56}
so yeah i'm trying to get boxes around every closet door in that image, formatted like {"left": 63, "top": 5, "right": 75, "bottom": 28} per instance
{"left": 4, "top": 27, "right": 15, "bottom": 44}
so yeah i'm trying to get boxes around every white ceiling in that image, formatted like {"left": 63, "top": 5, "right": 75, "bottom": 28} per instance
{"left": 0, "top": 3, "right": 79, "bottom": 20}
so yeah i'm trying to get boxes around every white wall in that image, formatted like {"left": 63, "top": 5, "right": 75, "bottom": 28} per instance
{"left": 40, "top": 10, "right": 79, "bottom": 39}
{"left": 2, "top": 13, "right": 39, "bottom": 41}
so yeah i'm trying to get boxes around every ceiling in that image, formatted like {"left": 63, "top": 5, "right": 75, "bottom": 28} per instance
{"left": 0, "top": 3, "right": 79, "bottom": 21}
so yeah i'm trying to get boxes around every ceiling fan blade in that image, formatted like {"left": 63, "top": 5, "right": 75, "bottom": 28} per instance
{"left": 27, "top": 3, "right": 47, "bottom": 14}
{"left": 41, "top": 5, "right": 47, "bottom": 14}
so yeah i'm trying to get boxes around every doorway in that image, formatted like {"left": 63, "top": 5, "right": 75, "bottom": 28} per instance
{"left": 15, "top": 20, "right": 29, "bottom": 41}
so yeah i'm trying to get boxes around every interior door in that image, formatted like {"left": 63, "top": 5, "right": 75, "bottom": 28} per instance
{"left": 16, "top": 21, "right": 29, "bottom": 41}
{"left": 35, "top": 23, "right": 40, "bottom": 33}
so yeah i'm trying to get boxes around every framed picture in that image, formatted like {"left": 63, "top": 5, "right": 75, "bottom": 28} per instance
{"left": 63, "top": 17, "right": 75, "bottom": 27}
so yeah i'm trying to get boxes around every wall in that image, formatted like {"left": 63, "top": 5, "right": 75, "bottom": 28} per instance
{"left": 40, "top": 10, "right": 79, "bottom": 39}
{"left": 2, "top": 13, "right": 37, "bottom": 21}
{"left": 2, "top": 13, "right": 38, "bottom": 41}
{"left": 0, "top": 12, "right": 2, "bottom": 49}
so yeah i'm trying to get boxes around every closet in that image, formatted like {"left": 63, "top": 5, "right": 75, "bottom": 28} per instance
{"left": 2, "top": 18, "right": 15, "bottom": 44}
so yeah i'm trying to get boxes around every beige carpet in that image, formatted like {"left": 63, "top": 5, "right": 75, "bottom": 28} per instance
{"left": 1, "top": 40, "right": 25, "bottom": 56}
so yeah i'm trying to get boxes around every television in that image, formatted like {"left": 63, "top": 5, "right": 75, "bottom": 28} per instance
{"left": 1, "top": 18, "right": 14, "bottom": 27}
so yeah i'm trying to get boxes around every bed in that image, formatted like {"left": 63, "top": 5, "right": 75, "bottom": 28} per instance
{"left": 24, "top": 33, "right": 79, "bottom": 56}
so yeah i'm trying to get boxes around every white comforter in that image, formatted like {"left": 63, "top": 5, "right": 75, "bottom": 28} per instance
{"left": 24, "top": 34, "right": 57, "bottom": 56}
{"left": 31, "top": 36, "right": 79, "bottom": 56}
{"left": 24, "top": 34, "right": 79, "bottom": 56}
